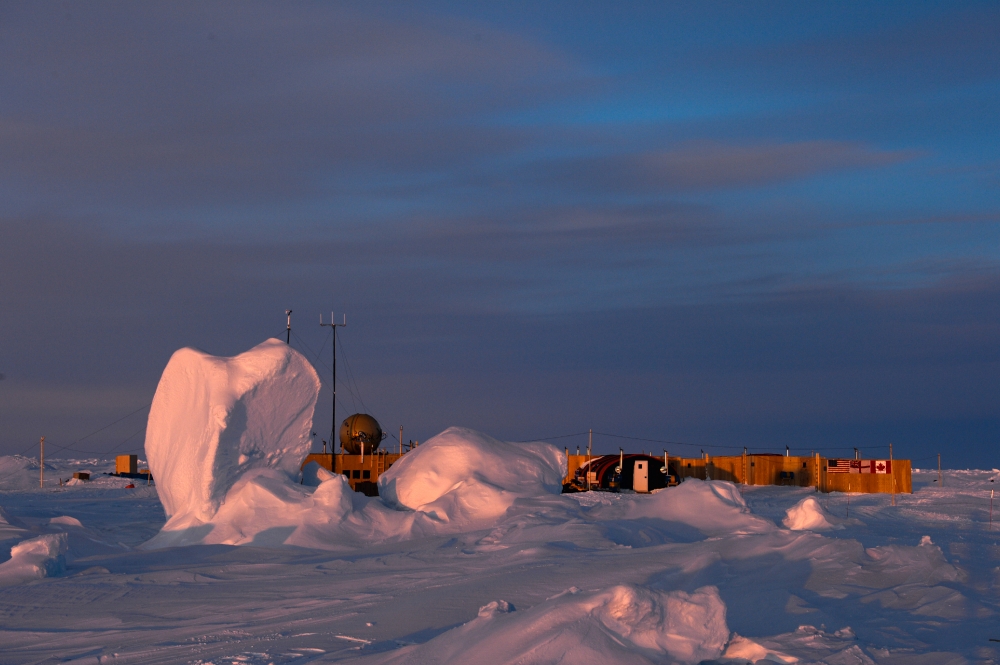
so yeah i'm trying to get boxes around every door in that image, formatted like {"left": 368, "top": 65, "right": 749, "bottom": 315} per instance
{"left": 634, "top": 460, "right": 649, "bottom": 492}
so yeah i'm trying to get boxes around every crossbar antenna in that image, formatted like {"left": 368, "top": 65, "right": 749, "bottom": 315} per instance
{"left": 320, "top": 312, "right": 347, "bottom": 451}
{"left": 285, "top": 310, "right": 293, "bottom": 344}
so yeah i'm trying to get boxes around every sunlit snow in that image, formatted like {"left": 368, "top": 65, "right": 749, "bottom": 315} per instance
{"left": 0, "top": 341, "right": 997, "bottom": 663}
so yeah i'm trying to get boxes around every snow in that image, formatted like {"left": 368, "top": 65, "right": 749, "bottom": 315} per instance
{"left": 145, "top": 338, "right": 320, "bottom": 527}
{"left": 1, "top": 392, "right": 999, "bottom": 665}
{"left": 783, "top": 496, "right": 837, "bottom": 531}
{"left": 619, "top": 477, "right": 774, "bottom": 536}
{"left": 0, "top": 455, "right": 46, "bottom": 491}
{"left": 0, "top": 532, "right": 67, "bottom": 586}
{"left": 145, "top": 428, "right": 567, "bottom": 549}
{"left": 363, "top": 585, "right": 728, "bottom": 665}
{"left": 377, "top": 427, "right": 565, "bottom": 524}
{"left": 142, "top": 350, "right": 565, "bottom": 548}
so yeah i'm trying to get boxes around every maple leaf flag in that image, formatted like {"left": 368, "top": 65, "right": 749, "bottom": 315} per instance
{"left": 873, "top": 460, "right": 892, "bottom": 474}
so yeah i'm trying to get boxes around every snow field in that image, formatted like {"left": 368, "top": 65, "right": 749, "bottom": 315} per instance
{"left": 1, "top": 464, "right": 998, "bottom": 663}
{"left": 1, "top": 341, "right": 998, "bottom": 663}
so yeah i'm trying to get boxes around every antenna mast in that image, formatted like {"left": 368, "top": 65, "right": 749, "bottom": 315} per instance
{"left": 320, "top": 312, "right": 347, "bottom": 452}
{"left": 285, "top": 309, "right": 293, "bottom": 344}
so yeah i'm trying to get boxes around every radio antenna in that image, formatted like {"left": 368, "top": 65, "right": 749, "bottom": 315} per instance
{"left": 320, "top": 312, "right": 347, "bottom": 451}
{"left": 285, "top": 309, "right": 293, "bottom": 344}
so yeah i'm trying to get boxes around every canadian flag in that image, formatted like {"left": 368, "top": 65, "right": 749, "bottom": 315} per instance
{"left": 873, "top": 460, "right": 892, "bottom": 474}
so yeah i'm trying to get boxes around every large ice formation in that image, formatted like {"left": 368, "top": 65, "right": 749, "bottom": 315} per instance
{"left": 145, "top": 339, "right": 321, "bottom": 528}
{"left": 142, "top": 339, "right": 567, "bottom": 548}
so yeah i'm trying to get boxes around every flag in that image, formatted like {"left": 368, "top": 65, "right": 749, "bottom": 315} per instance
{"left": 827, "top": 459, "right": 851, "bottom": 473}
{"left": 873, "top": 460, "right": 891, "bottom": 474}
{"left": 849, "top": 460, "right": 861, "bottom": 473}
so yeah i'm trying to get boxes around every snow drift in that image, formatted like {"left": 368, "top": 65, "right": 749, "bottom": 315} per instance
{"left": 146, "top": 428, "right": 566, "bottom": 549}
{"left": 145, "top": 339, "right": 320, "bottom": 527}
{"left": 377, "top": 427, "right": 565, "bottom": 524}
{"left": 364, "top": 584, "right": 729, "bottom": 665}
{"left": 0, "top": 533, "right": 67, "bottom": 586}
{"left": 609, "top": 478, "right": 774, "bottom": 536}
{"left": 783, "top": 495, "right": 836, "bottom": 530}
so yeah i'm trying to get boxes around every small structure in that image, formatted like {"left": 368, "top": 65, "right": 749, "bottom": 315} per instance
{"left": 116, "top": 454, "right": 137, "bottom": 475}
{"left": 72, "top": 471, "right": 90, "bottom": 481}
{"left": 113, "top": 453, "right": 153, "bottom": 482}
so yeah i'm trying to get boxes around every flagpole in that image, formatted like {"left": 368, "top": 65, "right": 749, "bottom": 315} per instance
{"left": 889, "top": 442, "right": 895, "bottom": 507}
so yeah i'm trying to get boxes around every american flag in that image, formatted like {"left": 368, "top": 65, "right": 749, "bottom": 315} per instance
{"left": 827, "top": 459, "right": 851, "bottom": 473}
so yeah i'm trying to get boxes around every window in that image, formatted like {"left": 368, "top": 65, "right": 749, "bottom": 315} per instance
{"left": 802, "top": 463, "right": 807, "bottom": 468}
{"left": 352, "top": 470, "right": 360, "bottom": 479}
{"left": 362, "top": 470, "right": 371, "bottom": 479}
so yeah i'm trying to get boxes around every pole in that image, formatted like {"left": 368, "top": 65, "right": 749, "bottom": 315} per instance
{"left": 39, "top": 436, "right": 45, "bottom": 488}
{"left": 399, "top": 426, "right": 403, "bottom": 455}
{"left": 333, "top": 323, "right": 337, "bottom": 450}
{"left": 938, "top": 453, "right": 942, "bottom": 487}
{"left": 320, "top": 313, "right": 347, "bottom": 451}
{"left": 587, "top": 429, "right": 592, "bottom": 491}
{"left": 285, "top": 309, "right": 292, "bottom": 344}
{"left": 889, "top": 442, "right": 895, "bottom": 506}
{"left": 990, "top": 489, "right": 993, "bottom": 531}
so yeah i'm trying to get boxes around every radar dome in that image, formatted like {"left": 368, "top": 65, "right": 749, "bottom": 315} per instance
{"left": 339, "top": 413, "right": 385, "bottom": 454}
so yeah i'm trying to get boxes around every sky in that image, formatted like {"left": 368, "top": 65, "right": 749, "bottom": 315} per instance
{"left": 1, "top": 1, "right": 997, "bottom": 467}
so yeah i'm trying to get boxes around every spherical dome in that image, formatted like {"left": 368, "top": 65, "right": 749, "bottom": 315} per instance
{"left": 339, "top": 413, "right": 384, "bottom": 454}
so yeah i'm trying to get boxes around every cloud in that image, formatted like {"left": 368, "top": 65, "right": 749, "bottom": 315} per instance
{"left": 530, "top": 140, "right": 919, "bottom": 194}
{"left": 0, "top": 3, "right": 592, "bottom": 219}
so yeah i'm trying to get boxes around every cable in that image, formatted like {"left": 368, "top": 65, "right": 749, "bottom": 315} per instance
{"left": 107, "top": 422, "right": 148, "bottom": 454}
{"left": 291, "top": 329, "right": 330, "bottom": 368}
{"left": 514, "top": 430, "right": 907, "bottom": 456}
{"left": 593, "top": 431, "right": 745, "bottom": 451}
{"left": 13, "top": 403, "right": 152, "bottom": 456}
{"left": 515, "top": 432, "right": 591, "bottom": 443}
{"left": 337, "top": 333, "right": 369, "bottom": 414}
{"left": 292, "top": 329, "right": 366, "bottom": 413}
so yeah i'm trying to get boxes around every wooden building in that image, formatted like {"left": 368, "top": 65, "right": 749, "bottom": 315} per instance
{"left": 564, "top": 452, "right": 910, "bottom": 494}
{"left": 303, "top": 450, "right": 404, "bottom": 496}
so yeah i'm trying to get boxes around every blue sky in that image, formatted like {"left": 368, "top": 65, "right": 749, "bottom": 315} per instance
{"left": 1, "top": 2, "right": 997, "bottom": 466}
